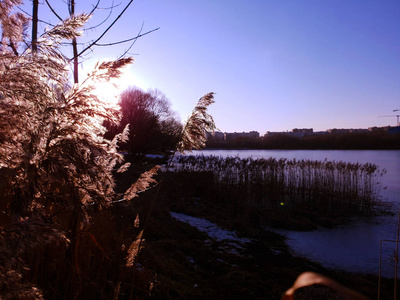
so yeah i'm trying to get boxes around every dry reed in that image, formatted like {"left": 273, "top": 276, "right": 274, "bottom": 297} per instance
{"left": 169, "top": 155, "right": 386, "bottom": 215}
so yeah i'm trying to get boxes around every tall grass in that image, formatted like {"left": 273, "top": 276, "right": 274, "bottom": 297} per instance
{"left": 170, "top": 155, "right": 386, "bottom": 215}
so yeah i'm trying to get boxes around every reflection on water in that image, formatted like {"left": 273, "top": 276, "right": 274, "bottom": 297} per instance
{"left": 194, "top": 149, "right": 400, "bottom": 277}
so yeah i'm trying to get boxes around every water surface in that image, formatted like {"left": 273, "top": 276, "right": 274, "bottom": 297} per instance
{"left": 192, "top": 149, "right": 400, "bottom": 277}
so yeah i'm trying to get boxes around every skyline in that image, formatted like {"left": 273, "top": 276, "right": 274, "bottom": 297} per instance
{"left": 21, "top": 0, "right": 400, "bottom": 133}
{"left": 208, "top": 123, "right": 400, "bottom": 136}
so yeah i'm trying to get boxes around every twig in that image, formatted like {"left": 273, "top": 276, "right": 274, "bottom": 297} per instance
{"left": 72, "top": 0, "right": 134, "bottom": 60}
{"left": 97, "top": 27, "right": 160, "bottom": 47}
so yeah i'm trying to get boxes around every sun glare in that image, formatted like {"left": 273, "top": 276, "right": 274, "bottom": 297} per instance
{"left": 92, "top": 68, "right": 149, "bottom": 107}
{"left": 93, "top": 80, "right": 120, "bottom": 106}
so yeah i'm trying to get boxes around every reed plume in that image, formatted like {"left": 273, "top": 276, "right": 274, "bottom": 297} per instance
{"left": 124, "top": 166, "right": 160, "bottom": 201}
{"left": 177, "top": 92, "right": 216, "bottom": 153}
{"left": 125, "top": 229, "right": 144, "bottom": 267}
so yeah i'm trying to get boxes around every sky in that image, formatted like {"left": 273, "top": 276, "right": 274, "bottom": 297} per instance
{"left": 20, "top": 0, "right": 400, "bottom": 134}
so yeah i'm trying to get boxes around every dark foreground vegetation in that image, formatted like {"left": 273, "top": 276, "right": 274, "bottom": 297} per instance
{"left": 68, "top": 158, "right": 396, "bottom": 299}
{"left": 124, "top": 156, "right": 394, "bottom": 299}
{"left": 0, "top": 155, "right": 395, "bottom": 299}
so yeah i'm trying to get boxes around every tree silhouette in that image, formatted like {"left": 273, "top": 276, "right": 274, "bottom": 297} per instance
{"left": 117, "top": 87, "right": 182, "bottom": 157}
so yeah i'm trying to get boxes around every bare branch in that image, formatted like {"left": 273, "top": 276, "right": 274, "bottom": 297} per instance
{"left": 96, "top": 27, "right": 159, "bottom": 47}
{"left": 116, "top": 22, "right": 144, "bottom": 59}
{"left": 45, "top": 0, "right": 63, "bottom": 21}
{"left": 72, "top": 0, "right": 134, "bottom": 60}
{"left": 88, "top": 0, "right": 101, "bottom": 15}
{"left": 17, "top": 5, "right": 55, "bottom": 26}
{"left": 83, "top": 1, "right": 114, "bottom": 32}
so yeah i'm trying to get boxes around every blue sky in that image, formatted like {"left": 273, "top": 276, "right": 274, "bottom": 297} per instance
{"left": 22, "top": 0, "right": 400, "bottom": 133}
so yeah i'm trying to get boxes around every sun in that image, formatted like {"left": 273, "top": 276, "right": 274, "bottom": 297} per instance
{"left": 92, "top": 73, "right": 148, "bottom": 107}
{"left": 93, "top": 80, "right": 121, "bottom": 106}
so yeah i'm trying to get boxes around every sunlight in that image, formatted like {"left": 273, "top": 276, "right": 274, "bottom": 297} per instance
{"left": 92, "top": 67, "right": 149, "bottom": 106}
{"left": 93, "top": 80, "right": 120, "bottom": 105}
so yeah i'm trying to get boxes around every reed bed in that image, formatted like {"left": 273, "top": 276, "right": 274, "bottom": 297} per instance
{"left": 169, "top": 155, "right": 386, "bottom": 215}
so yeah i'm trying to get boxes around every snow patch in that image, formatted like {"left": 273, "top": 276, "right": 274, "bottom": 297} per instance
{"left": 170, "top": 212, "right": 251, "bottom": 247}
{"left": 146, "top": 154, "right": 165, "bottom": 159}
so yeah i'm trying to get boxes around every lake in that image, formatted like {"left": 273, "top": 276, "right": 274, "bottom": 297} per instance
{"left": 191, "top": 149, "right": 400, "bottom": 277}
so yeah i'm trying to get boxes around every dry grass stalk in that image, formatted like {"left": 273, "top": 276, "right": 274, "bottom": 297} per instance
{"left": 171, "top": 155, "right": 384, "bottom": 214}
{"left": 126, "top": 229, "right": 144, "bottom": 267}
{"left": 124, "top": 166, "right": 160, "bottom": 201}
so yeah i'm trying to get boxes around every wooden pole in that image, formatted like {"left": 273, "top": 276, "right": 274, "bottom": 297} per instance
{"left": 395, "top": 212, "right": 400, "bottom": 299}
{"left": 32, "top": 0, "right": 38, "bottom": 52}
{"left": 379, "top": 240, "right": 382, "bottom": 300}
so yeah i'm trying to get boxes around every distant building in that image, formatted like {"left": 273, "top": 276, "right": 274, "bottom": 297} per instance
{"left": 349, "top": 129, "right": 369, "bottom": 133}
{"left": 368, "top": 126, "right": 387, "bottom": 132}
{"left": 224, "top": 131, "right": 260, "bottom": 141}
{"left": 206, "top": 131, "right": 225, "bottom": 141}
{"left": 264, "top": 128, "right": 316, "bottom": 138}
{"left": 206, "top": 131, "right": 260, "bottom": 141}
{"left": 369, "top": 126, "right": 400, "bottom": 134}
{"left": 292, "top": 128, "right": 313, "bottom": 133}
{"left": 388, "top": 126, "right": 400, "bottom": 134}
{"left": 327, "top": 128, "right": 368, "bottom": 134}
{"left": 211, "top": 126, "right": 399, "bottom": 142}
{"left": 327, "top": 128, "right": 352, "bottom": 134}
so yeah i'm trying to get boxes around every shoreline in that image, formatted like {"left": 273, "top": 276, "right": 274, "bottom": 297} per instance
{"left": 111, "top": 158, "right": 398, "bottom": 298}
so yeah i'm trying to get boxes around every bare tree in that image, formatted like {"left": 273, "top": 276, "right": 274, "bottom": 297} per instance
{"left": 117, "top": 87, "right": 182, "bottom": 157}
{"left": 28, "top": 0, "right": 159, "bottom": 82}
